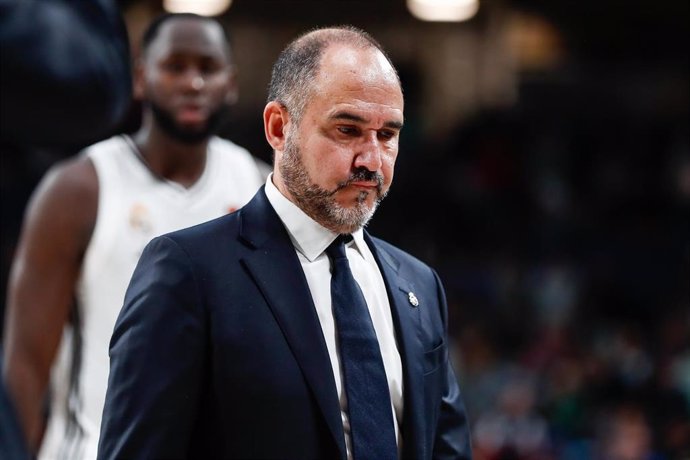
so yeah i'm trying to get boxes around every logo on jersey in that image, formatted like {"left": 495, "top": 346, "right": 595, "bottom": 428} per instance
{"left": 129, "top": 203, "right": 152, "bottom": 234}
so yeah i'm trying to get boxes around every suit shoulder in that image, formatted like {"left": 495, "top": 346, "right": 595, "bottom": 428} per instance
{"left": 162, "top": 212, "right": 240, "bottom": 250}
{"left": 369, "top": 236, "right": 434, "bottom": 273}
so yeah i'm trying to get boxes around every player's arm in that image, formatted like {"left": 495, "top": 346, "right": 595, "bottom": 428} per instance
{"left": 2, "top": 157, "right": 97, "bottom": 452}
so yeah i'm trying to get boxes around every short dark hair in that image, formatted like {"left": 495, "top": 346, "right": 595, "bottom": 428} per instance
{"left": 140, "top": 13, "right": 232, "bottom": 60}
{"left": 267, "top": 25, "right": 399, "bottom": 123}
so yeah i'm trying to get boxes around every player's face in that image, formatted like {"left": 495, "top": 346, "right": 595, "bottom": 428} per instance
{"left": 138, "top": 18, "right": 237, "bottom": 143}
{"left": 275, "top": 44, "right": 404, "bottom": 234}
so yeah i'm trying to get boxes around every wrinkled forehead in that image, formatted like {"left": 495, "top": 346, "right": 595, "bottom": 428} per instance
{"left": 146, "top": 19, "right": 230, "bottom": 62}
{"left": 312, "top": 44, "right": 404, "bottom": 108}
{"left": 319, "top": 44, "right": 399, "bottom": 86}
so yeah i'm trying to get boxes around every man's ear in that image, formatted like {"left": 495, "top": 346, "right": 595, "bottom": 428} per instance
{"left": 263, "top": 101, "right": 290, "bottom": 152}
{"left": 133, "top": 60, "right": 146, "bottom": 101}
{"left": 224, "top": 68, "right": 239, "bottom": 105}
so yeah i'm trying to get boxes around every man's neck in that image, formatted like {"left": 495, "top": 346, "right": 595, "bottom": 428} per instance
{"left": 132, "top": 125, "right": 210, "bottom": 188}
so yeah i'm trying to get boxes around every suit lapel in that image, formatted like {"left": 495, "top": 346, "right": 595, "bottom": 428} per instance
{"left": 238, "top": 189, "right": 347, "bottom": 460}
{"left": 365, "top": 233, "right": 427, "bottom": 460}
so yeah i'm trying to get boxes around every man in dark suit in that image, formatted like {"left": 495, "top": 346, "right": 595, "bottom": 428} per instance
{"left": 98, "top": 26, "right": 471, "bottom": 460}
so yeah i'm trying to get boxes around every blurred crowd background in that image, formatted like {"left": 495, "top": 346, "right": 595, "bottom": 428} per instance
{"left": 1, "top": 0, "right": 688, "bottom": 458}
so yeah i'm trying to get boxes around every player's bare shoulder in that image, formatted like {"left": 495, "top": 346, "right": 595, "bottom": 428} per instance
{"left": 43, "top": 153, "right": 98, "bottom": 194}
{"left": 24, "top": 154, "right": 99, "bottom": 254}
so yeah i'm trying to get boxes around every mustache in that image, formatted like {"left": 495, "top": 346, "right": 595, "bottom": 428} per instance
{"left": 331, "top": 168, "right": 384, "bottom": 195}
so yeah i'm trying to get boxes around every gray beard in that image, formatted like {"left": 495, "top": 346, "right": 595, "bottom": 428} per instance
{"left": 279, "top": 134, "right": 387, "bottom": 234}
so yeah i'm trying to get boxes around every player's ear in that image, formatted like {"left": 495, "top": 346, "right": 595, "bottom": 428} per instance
{"left": 263, "top": 101, "right": 290, "bottom": 152}
{"left": 224, "top": 67, "right": 238, "bottom": 105}
{"left": 133, "top": 59, "right": 146, "bottom": 101}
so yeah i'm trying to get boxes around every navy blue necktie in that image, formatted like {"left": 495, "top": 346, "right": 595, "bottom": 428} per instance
{"left": 326, "top": 235, "right": 398, "bottom": 460}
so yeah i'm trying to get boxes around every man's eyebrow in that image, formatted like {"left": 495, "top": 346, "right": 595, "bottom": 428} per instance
{"left": 329, "top": 111, "right": 366, "bottom": 123}
{"left": 329, "top": 111, "right": 404, "bottom": 130}
{"left": 384, "top": 120, "right": 404, "bottom": 130}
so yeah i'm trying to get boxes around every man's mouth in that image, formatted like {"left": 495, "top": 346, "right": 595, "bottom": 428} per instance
{"left": 177, "top": 106, "right": 206, "bottom": 124}
{"left": 349, "top": 181, "right": 379, "bottom": 189}
{"left": 333, "top": 171, "right": 384, "bottom": 196}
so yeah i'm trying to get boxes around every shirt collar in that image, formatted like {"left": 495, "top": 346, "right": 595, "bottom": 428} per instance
{"left": 265, "top": 173, "right": 366, "bottom": 262}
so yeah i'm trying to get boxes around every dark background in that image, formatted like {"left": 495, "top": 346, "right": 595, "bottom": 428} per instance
{"left": 1, "top": 0, "right": 688, "bottom": 458}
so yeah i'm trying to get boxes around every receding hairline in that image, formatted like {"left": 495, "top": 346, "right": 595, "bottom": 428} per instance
{"left": 290, "top": 26, "right": 398, "bottom": 79}
{"left": 292, "top": 26, "right": 382, "bottom": 51}
{"left": 266, "top": 25, "right": 401, "bottom": 122}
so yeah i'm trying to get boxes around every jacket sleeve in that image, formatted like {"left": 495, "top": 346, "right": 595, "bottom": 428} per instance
{"left": 431, "top": 269, "right": 473, "bottom": 460}
{"left": 98, "top": 236, "right": 206, "bottom": 460}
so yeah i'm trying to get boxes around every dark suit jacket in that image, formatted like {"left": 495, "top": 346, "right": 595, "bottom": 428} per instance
{"left": 98, "top": 188, "right": 471, "bottom": 460}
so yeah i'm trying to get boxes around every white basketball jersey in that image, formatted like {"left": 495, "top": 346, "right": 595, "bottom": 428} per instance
{"left": 39, "top": 135, "right": 266, "bottom": 460}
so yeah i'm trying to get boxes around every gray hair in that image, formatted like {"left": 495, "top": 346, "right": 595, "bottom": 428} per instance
{"left": 267, "top": 25, "right": 399, "bottom": 123}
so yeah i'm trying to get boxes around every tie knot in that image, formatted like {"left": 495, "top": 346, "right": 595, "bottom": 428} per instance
{"left": 325, "top": 234, "right": 352, "bottom": 261}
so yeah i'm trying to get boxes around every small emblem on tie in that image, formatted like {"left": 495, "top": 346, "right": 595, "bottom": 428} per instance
{"left": 408, "top": 291, "right": 419, "bottom": 307}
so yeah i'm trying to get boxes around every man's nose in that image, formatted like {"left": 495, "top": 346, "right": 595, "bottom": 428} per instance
{"left": 181, "top": 68, "right": 205, "bottom": 91}
{"left": 354, "top": 133, "right": 383, "bottom": 171}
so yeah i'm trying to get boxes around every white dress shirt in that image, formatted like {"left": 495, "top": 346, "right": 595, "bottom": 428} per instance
{"left": 265, "top": 176, "right": 404, "bottom": 459}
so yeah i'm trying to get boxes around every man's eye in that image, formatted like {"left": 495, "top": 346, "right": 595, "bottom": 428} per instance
{"left": 200, "top": 64, "right": 220, "bottom": 75}
{"left": 199, "top": 59, "right": 223, "bottom": 75}
{"left": 337, "top": 126, "right": 359, "bottom": 136}
{"left": 163, "top": 62, "right": 185, "bottom": 73}
{"left": 378, "top": 130, "right": 396, "bottom": 140}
